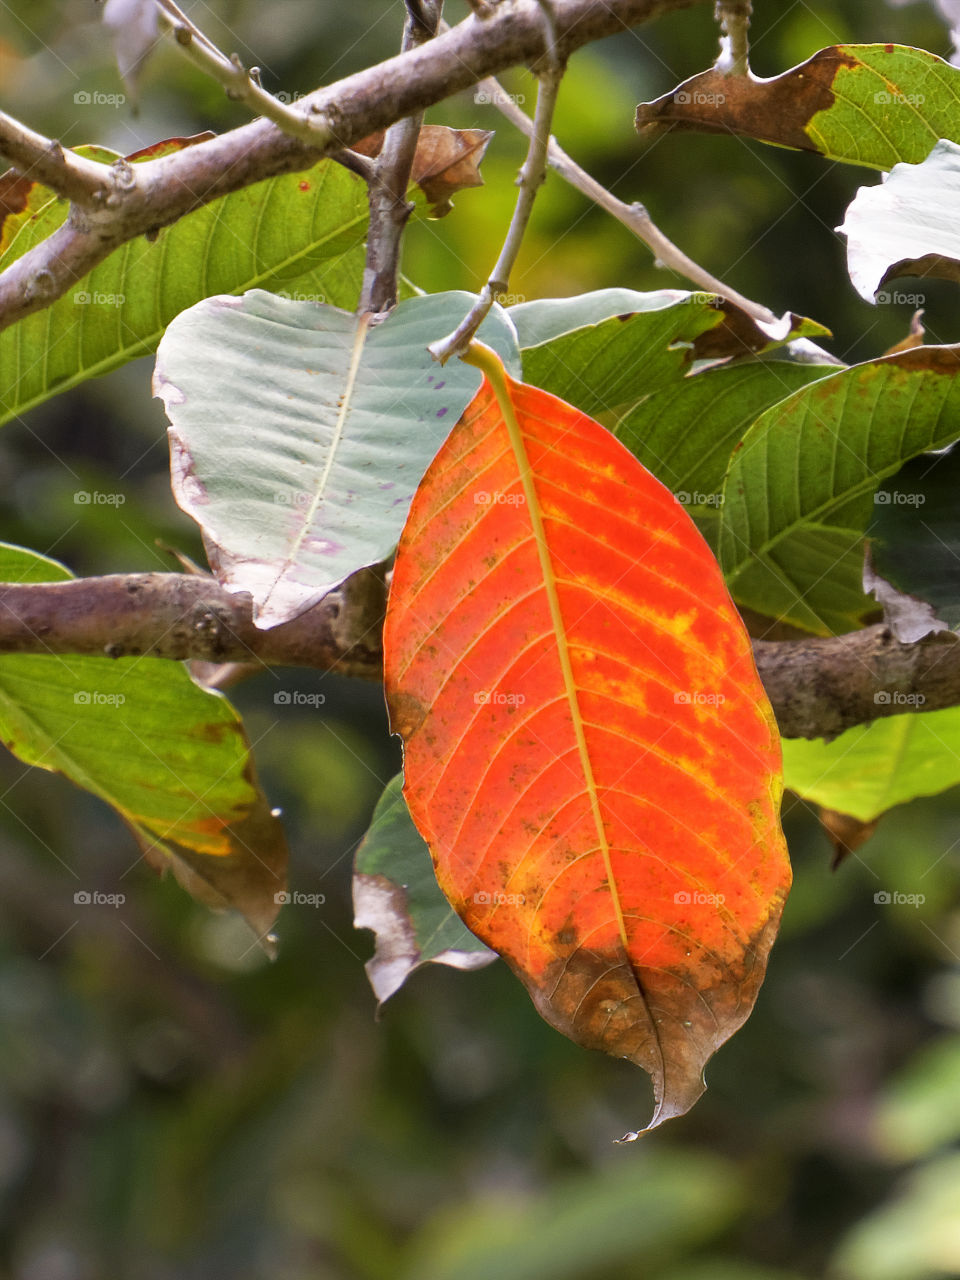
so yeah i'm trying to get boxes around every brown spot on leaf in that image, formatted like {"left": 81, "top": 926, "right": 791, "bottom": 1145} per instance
{"left": 885, "top": 344, "right": 960, "bottom": 374}
{"left": 510, "top": 898, "right": 785, "bottom": 1131}
{"left": 386, "top": 688, "right": 429, "bottom": 739}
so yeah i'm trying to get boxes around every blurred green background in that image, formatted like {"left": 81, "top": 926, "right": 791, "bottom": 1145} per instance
{"left": 0, "top": 1, "right": 959, "bottom": 1277}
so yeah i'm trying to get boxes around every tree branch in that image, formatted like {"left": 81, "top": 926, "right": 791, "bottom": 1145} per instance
{"left": 0, "top": 574, "right": 383, "bottom": 680}
{"left": 1, "top": 574, "right": 960, "bottom": 739}
{"left": 754, "top": 627, "right": 960, "bottom": 740}
{"left": 358, "top": 0, "right": 443, "bottom": 314}
{"left": 0, "top": 0, "right": 710, "bottom": 334}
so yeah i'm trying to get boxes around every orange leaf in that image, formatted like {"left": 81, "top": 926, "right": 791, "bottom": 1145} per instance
{"left": 384, "top": 344, "right": 791, "bottom": 1132}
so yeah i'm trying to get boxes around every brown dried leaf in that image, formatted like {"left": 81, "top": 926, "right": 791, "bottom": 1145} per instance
{"left": 635, "top": 53, "right": 851, "bottom": 151}
{"left": 820, "top": 807, "right": 880, "bottom": 870}
{"left": 412, "top": 126, "right": 493, "bottom": 216}
{"left": 353, "top": 125, "right": 493, "bottom": 216}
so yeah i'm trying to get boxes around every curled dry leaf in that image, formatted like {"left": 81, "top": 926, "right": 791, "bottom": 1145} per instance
{"left": 819, "top": 806, "right": 881, "bottom": 870}
{"left": 384, "top": 345, "right": 791, "bottom": 1133}
{"left": 354, "top": 125, "right": 493, "bottom": 216}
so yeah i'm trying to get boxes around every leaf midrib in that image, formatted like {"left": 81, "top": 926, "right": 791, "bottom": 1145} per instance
{"left": 466, "top": 343, "right": 631, "bottom": 956}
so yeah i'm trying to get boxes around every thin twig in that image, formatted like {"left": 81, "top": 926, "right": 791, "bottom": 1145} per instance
{"left": 154, "top": 0, "right": 336, "bottom": 149}
{"left": 431, "top": 50, "right": 564, "bottom": 361}
{"left": 472, "top": 70, "right": 776, "bottom": 323}
{"left": 359, "top": 0, "right": 443, "bottom": 313}
{"left": 714, "top": 0, "right": 751, "bottom": 75}
{"left": 0, "top": 110, "right": 117, "bottom": 205}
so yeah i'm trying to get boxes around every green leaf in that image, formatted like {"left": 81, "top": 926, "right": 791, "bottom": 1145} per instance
{"left": 0, "top": 542, "right": 287, "bottom": 936}
{"left": 839, "top": 139, "right": 960, "bottom": 301}
{"left": 866, "top": 447, "right": 960, "bottom": 636}
{"left": 155, "top": 289, "right": 522, "bottom": 628}
{"left": 781, "top": 708, "right": 960, "bottom": 822}
{"left": 0, "top": 144, "right": 369, "bottom": 427}
{"left": 615, "top": 357, "right": 839, "bottom": 536}
{"left": 353, "top": 774, "right": 495, "bottom": 1004}
{"left": 636, "top": 45, "right": 960, "bottom": 170}
{"left": 511, "top": 289, "right": 827, "bottom": 417}
{"left": 719, "top": 348, "right": 960, "bottom": 633}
